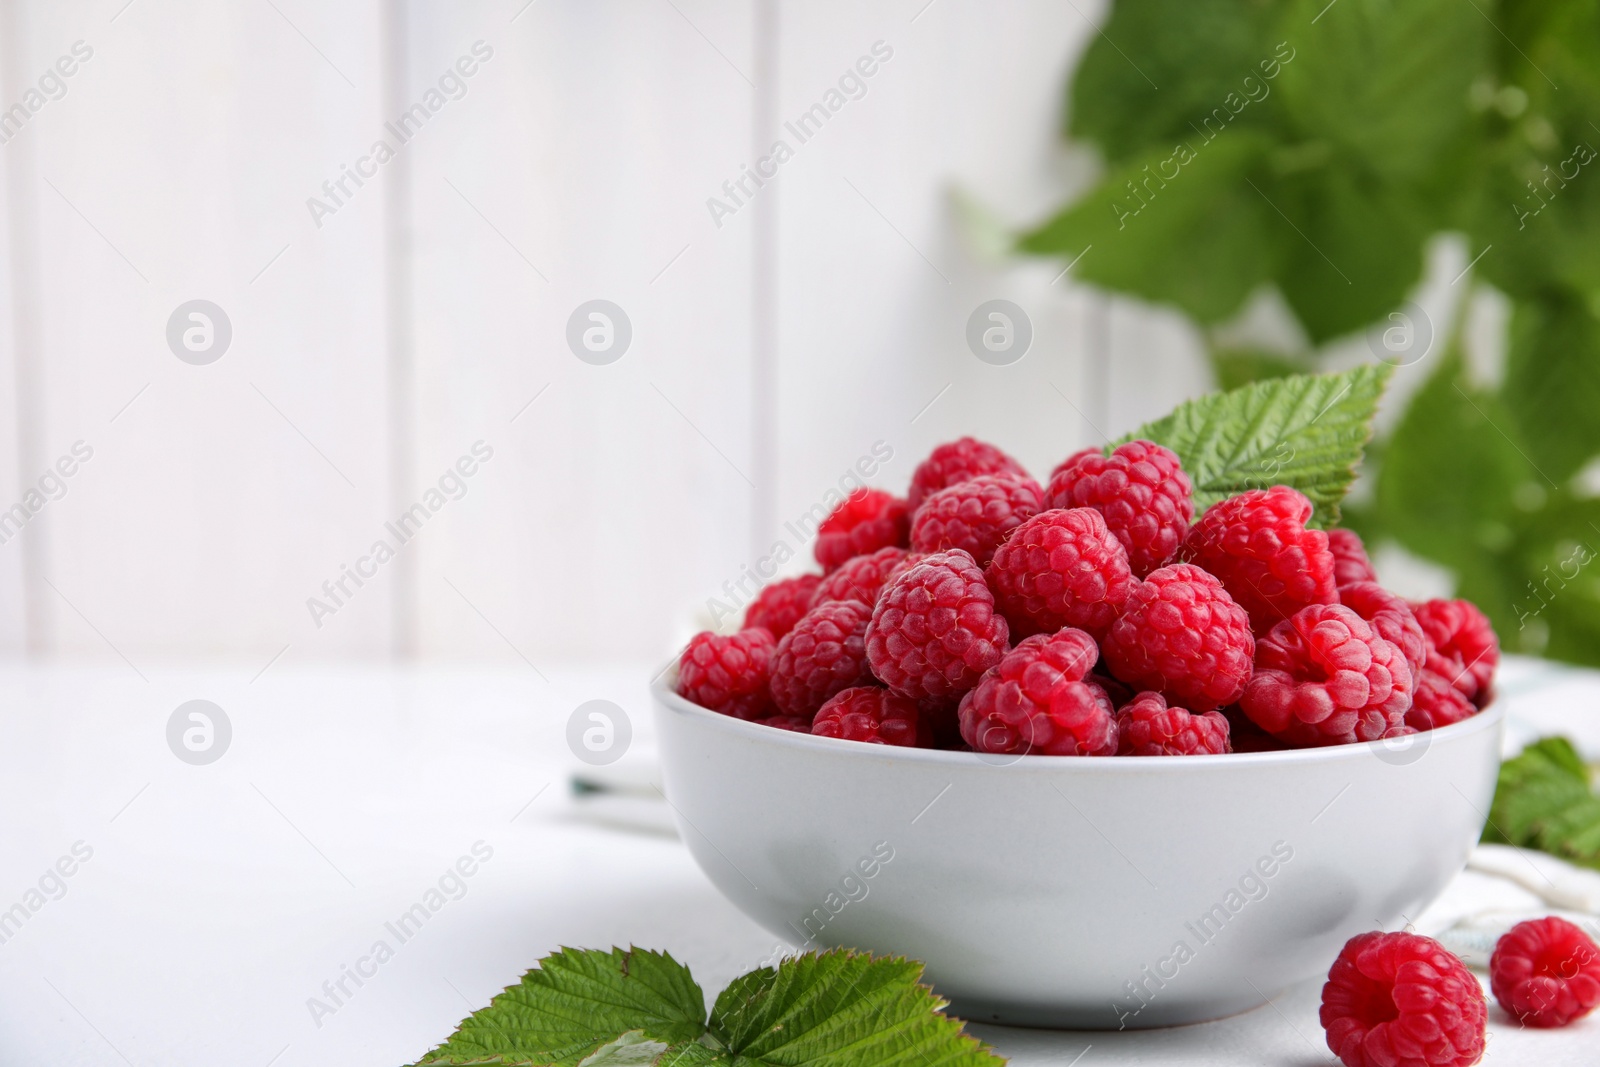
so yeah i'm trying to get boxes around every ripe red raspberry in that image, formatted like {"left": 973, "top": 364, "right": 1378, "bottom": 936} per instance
{"left": 910, "top": 474, "right": 1044, "bottom": 568}
{"left": 810, "top": 546, "right": 909, "bottom": 609}
{"left": 1413, "top": 599, "right": 1498, "bottom": 707}
{"left": 1489, "top": 916, "right": 1600, "bottom": 1028}
{"left": 1101, "top": 564, "right": 1255, "bottom": 712}
{"left": 865, "top": 549, "right": 1010, "bottom": 700}
{"left": 769, "top": 600, "right": 874, "bottom": 717}
{"left": 1339, "top": 581, "right": 1427, "bottom": 679}
{"left": 1328, "top": 528, "right": 1378, "bottom": 589}
{"left": 742, "top": 574, "right": 823, "bottom": 639}
{"left": 676, "top": 628, "right": 776, "bottom": 720}
{"left": 1241, "top": 604, "right": 1413, "bottom": 747}
{"left": 1115, "top": 692, "right": 1231, "bottom": 756}
{"left": 759, "top": 713, "right": 815, "bottom": 734}
{"left": 1183, "top": 486, "right": 1337, "bottom": 633}
{"left": 813, "top": 488, "right": 909, "bottom": 572}
{"left": 1407, "top": 667, "right": 1477, "bottom": 731}
{"left": 958, "top": 630, "right": 1116, "bottom": 756}
{"left": 886, "top": 551, "right": 930, "bottom": 585}
{"left": 812, "top": 686, "right": 930, "bottom": 747}
{"left": 1044, "top": 440, "right": 1193, "bottom": 576}
{"left": 1049, "top": 446, "right": 1102, "bottom": 483}
{"left": 1321, "top": 931, "right": 1486, "bottom": 1067}
{"left": 907, "top": 437, "right": 1030, "bottom": 512}
{"left": 986, "top": 507, "right": 1135, "bottom": 638}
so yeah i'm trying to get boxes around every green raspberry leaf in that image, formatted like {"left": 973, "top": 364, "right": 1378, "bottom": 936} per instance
{"left": 1016, "top": 133, "right": 1288, "bottom": 325}
{"left": 1277, "top": 0, "right": 1485, "bottom": 189}
{"left": 574, "top": 1031, "right": 713, "bottom": 1066}
{"left": 407, "top": 949, "right": 1002, "bottom": 1067}
{"left": 1485, "top": 736, "right": 1600, "bottom": 869}
{"left": 1375, "top": 349, "right": 1532, "bottom": 573}
{"left": 1271, "top": 169, "right": 1427, "bottom": 344}
{"left": 1118, "top": 363, "right": 1392, "bottom": 526}
{"left": 708, "top": 950, "right": 1000, "bottom": 1066}
{"left": 1502, "top": 294, "right": 1600, "bottom": 483}
{"left": 412, "top": 947, "right": 708, "bottom": 1067}
{"left": 1064, "top": 0, "right": 1286, "bottom": 163}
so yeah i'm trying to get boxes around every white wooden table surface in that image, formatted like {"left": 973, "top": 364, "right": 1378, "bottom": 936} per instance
{"left": 1, "top": 656, "right": 1596, "bottom": 1066}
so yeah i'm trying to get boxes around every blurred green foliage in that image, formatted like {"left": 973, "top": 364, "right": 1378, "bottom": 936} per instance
{"left": 1020, "top": 0, "right": 1600, "bottom": 665}
{"left": 1486, "top": 736, "right": 1600, "bottom": 867}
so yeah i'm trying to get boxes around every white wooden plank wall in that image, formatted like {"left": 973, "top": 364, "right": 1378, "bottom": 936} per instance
{"left": 0, "top": 0, "right": 1216, "bottom": 666}
{"left": 401, "top": 0, "right": 762, "bottom": 665}
{"left": 2, "top": 0, "right": 393, "bottom": 666}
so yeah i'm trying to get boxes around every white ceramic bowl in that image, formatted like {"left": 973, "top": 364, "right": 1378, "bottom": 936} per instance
{"left": 653, "top": 676, "right": 1504, "bottom": 1029}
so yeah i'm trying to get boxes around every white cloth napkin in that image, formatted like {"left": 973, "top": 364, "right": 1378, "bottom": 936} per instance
{"left": 1418, "top": 843, "right": 1600, "bottom": 967}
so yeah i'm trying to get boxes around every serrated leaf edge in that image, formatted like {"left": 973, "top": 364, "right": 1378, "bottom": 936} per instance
{"left": 1117, "top": 363, "right": 1392, "bottom": 526}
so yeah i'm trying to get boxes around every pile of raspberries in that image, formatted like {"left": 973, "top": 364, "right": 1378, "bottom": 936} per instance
{"left": 675, "top": 436, "right": 1499, "bottom": 757}
{"left": 1319, "top": 916, "right": 1600, "bottom": 1067}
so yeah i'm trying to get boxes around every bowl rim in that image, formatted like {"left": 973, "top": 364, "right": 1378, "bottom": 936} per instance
{"left": 652, "top": 671, "right": 1506, "bottom": 770}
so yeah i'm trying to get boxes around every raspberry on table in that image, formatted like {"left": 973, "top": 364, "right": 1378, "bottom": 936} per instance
{"left": 1328, "top": 528, "right": 1378, "bottom": 588}
{"left": 1339, "top": 581, "right": 1427, "bottom": 680}
{"left": 743, "top": 574, "right": 823, "bottom": 639}
{"left": 1101, "top": 563, "right": 1255, "bottom": 712}
{"left": 1321, "top": 931, "right": 1486, "bottom": 1067}
{"left": 958, "top": 630, "right": 1116, "bottom": 756}
{"left": 1183, "top": 485, "right": 1337, "bottom": 633}
{"left": 1241, "top": 603, "right": 1413, "bottom": 747}
{"left": 1413, "top": 599, "right": 1499, "bottom": 707}
{"left": 1489, "top": 916, "right": 1600, "bottom": 1028}
{"left": 813, "top": 488, "right": 910, "bottom": 572}
{"left": 865, "top": 549, "right": 1011, "bottom": 700}
{"left": 910, "top": 474, "right": 1044, "bottom": 567}
{"left": 1407, "top": 667, "right": 1477, "bottom": 731}
{"left": 809, "top": 546, "right": 909, "bottom": 610}
{"left": 907, "top": 437, "right": 1030, "bottom": 511}
{"left": 986, "top": 507, "right": 1135, "bottom": 638}
{"left": 1043, "top": 439, "right": 1193, "bottom": 576}
{"left": 769, "top": 600, "right": 875, "bottom": 717}
{"left": 676, "top": 628, "right": 777, "bottom": 720}
{"left": 1115, "top": 691, "right": 1231, "bottom": 756}
{"left": 812, "top": 686, "right": 930, "bottom": 747}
